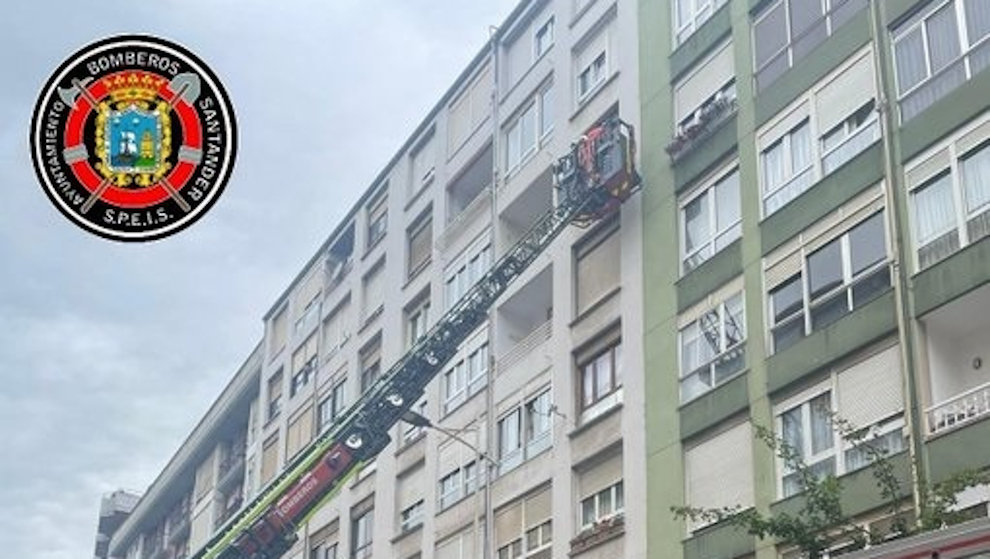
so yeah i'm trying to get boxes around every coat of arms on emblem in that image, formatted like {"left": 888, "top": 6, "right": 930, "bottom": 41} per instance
{"left": 94, "top": 73, "right": 173, "bottom": 188}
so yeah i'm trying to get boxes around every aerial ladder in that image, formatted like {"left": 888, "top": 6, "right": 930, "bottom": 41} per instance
{"left": 192, "top": 116, "right": 640, "bottom": 559}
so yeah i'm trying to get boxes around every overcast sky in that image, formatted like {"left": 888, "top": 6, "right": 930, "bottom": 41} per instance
{"left": 0, "top": 2, "right": 516, "bottom": 557}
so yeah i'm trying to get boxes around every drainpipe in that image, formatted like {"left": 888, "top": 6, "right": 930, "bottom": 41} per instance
{"left": 868, "top": 0, "right": 927, "bottom": 526}
{"left": 484, "top": 21, "right": 501, "bottom": 559}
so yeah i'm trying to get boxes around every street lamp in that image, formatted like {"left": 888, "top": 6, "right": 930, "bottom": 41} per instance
{"left": 400, "top": 410, "right": 500, "bottom": 469}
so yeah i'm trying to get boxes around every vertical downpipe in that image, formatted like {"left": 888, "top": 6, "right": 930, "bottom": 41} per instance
{"left": 868, "top": 0, "right": 927, "bottom": 524}
{"left": 484, "top": 22, "right": 501, "bottom": 559}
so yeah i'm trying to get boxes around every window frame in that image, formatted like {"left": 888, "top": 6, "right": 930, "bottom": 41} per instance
{"left": 577, "top": 50, "right": 608, "bottom": 102}
{"left": 406, "top": 211, "right": 433, "bottom": 279}
{"left": 350, "top": 507, "right": 374, "bottom": 559}
{"left": 534, "top": 16, "right": 555, "bottom": 60}
{"left": 578, "top": 480, "right": 624, "bottom": 529}
{"left": 674, "top": 0, "right": 727, "bottom": 46}
{"left": 577, "top": 340, "right": 623, "bottom": 422}
{"left": 505, "top": 81, "right": 555, "bottom": 175}
{"left": 365, "top": 191, "right": 388, "bottom": 251}
{"left": 267, "top": 370, "right": 283, "bottom": 421}
{"left": 497, "top": 386, "right": 553, "bottom": 475}
{"left": 318, "top": 379, "right": 347, "bottom": 431}
{"left": 679, "top": 165, "right": 742, "bottom": 274}
{"left": 678, "top": 292, "right": 747, "bottom": 403}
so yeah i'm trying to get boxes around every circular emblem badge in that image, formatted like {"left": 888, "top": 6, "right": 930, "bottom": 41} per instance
{"left": 30, "top": 35, "right": 236, "bottom": 241}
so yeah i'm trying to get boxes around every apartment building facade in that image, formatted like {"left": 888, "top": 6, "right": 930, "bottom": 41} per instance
{"left": 640, "top": 0, "right": 990, "bottom": 558}
{"left": 106, "top": 1, "right": 646, "bottom": 558}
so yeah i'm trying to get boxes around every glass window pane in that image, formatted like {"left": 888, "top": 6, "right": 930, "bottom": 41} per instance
{"left": 894, "top": 29, "right": 927, "bottom": 94}
{"left": 582, "top": 364, "right": 595, "bottom": 406}
{"left": 615, "top": 482, "right": 624, "bottom": 510}
{"left": 790, "top": 120, "right": 813, "bottom": 172}
{"left": 966, "top": 0, "right": 990, "bottom": 44}
{"left": 681, "top": 323, "right": 701, "bottom": 375}
{"left": 849, "top": 212, "right": 887, "bottom": 275}
{"left": 782, "top": 406, "right": 804, "bottom": 459}
{"left": 595, "top": 352, "right": 613, "bottom": 396}
{"left": 715, "top": 170, "right": 741, "bottom": 233}
{"left": 912, "top": 174, "right": 957, "bottom": 244}
{"left": 790, "top": 0, "right": 823, "bottom": 37}
{"left": 807, "top": 240, "right": 843, "bottom": 299}
{"left": 724, "top": 293, "right": 746, "bottom": 345}
{"left": 684, "top": 193, "right": 710, "bottom": 255}
{"left": 755, "top": 2, "right": 788, "bottom": 67}
{"left": 771, "top": 275, "right": 804, "bottom": 322}
{"left": 540, "top": 87, "right": 554, "bottom": 136}
{"left": 582, "top": 499, "right": 596, "bottom": 525}
{"left": 763, "top": 141, "right": 787, "bottom": 191}
{"left": 961, "top": 144, "right": 990, "bottom": 213}
{"left": 926, "top": 2, "right": 962, "bottom": 73}
{"left": 810, "top": 392, "right": 833, "bottom": 454}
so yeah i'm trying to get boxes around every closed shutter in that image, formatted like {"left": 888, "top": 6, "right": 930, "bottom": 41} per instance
{"left": 675, "top": 41, "right": 735, "bottom": 122}
{"left": 504, "top": 31, "right": 531, "bottom": 87}
{"left": 815, "top": 51, "right": 875, "bottom": 133}
{"left": 286, "top": 405, "right": 313, "bottom": 458}
{"left": 292, "top": 332, "right": 317, "bottom": 374}
{"left": 684, "top": 421, "right": 754, "bottom": 532}
{"left": 578, "top": 451, "right": 622, "bottom": 498}
{"left": 765, "top": 251, "right": 802, "bottom": 291}
{"left": 495, "top": 500, "right": 523, "bottom": 549}
{"left": 408, "top": 214, "right": 433, "bottom": 275}
{"left": 323, "top": 299, "right": 350, "bottom": 351}
{"left": 194, "top": 451, "right": 215, "bottom": 500}
{"left": 261, "top": 434, "right": 279, "bottom": 483}
{"left": 837, "top": 345, "right": 903, "bottom": 428}
{"left": 294, "top": 268, "right": 323, "bottom": 315}
{"left": 906, "top": 148, "right": 951, "bottom": 190}
{"left": 397, "top": 465, "right": 425, "bottom": 510}
{"left": 437, "top": 440, "right": 459, "bottom": 477}
{"left": 524, "top": 485, "right": 552, "bottom": 528}
{"left": 270, "top": 307, "right": 288, "bottom": 353}
{"left": 448, "top": 64, "right": 491, "bottom": 152}
{"left": 435, "top": 535, "right": 460, "bottom": 559}
{"left": 575, "top": 223, "right": 621, "bottom": 314}
{"left": 958, "top": 119, "right": 990, "bottom": 156}
{"left": 362, "top": 262, "right": 385, "bottom": 319}
{"left": 759, "top": 101, "right": 810, "bottom": 152}
{"left": 411, "top": 133, "right": 436, "bottom": 187}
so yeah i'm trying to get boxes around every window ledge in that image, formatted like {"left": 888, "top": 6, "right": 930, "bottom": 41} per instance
{"left": 569, "top": 400, "right": 623, "bottom": 439}
{"left": 358, "top": 306, "right": 384, "bottom": 335}
{"left": 361, "top": 235, "right": 386, "bottom": 263}
{"left": 404, "top": 258, "right": 432, "bottom": 288}
{"left": 569, "top": 512, "right": 625, "bottom": 555}
{"left": 677, "top": 367, "right": 749, "bottom": 409}
{"left": 569, "top": 0, "right": 600, "bottom": 29}
{"left": 499, "top": 63, "right": 553, "bottom": 106}
{"left": 404, "top": 181, "right": 431, "bottom": 212}
{"left": 394, "top": 432, "right": 426, "bottom": 457}
{"left": 570, "top": 71, "right": 620, "bottom": 124}
{"left": 390, "top": 523, "right": 423, "bottom": 544}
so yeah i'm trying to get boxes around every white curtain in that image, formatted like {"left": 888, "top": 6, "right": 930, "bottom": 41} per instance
{"left": 928, "top": 3, "right": 962, "bottom": 72}
{"left": 912, "top": 174, "right": 957, "bottom": 244}
{"left": 809, "top": 392, "right": 833, "bottom": 455}
{"left": 962, "top": 145, "right": 990, "bottom": 213}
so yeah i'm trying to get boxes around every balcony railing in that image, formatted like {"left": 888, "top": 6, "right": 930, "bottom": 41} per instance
{"left": 665, "top": 97, "right": 737, "bottom": 162}
{"left": 437, "top": 187, "right": 490, "bottom": 251}
{"left": 496, "top": 320, "right": 552, "bottom": 372}
{"left": 927, "top": 380, "right": 990, "bottom": 436}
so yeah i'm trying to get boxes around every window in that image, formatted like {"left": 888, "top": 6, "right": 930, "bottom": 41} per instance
{"left": 910, "top": 139, "right": 990, "bottom": 269}
{"left": 406, "top": 214, "right": 433, "bottom": 280}
{"left": 893, "top": 0, "right": 990, "bottom": 122}
{"left": 495, "top": 487, "right": 552, "bottom": 559}
{"left": 318, "top": 380, "right": 347, "bottom": 431}
{"left": 323, "top": 299, "right": 351, "bottom": 359}
{"left": 442, "top": 340, "right": 488, "bottom": 413}
{"left": 679, "top": 293, "right": 746, "bottom": 402}
{"left": 820, "top": 100, "right": 879, "bottom": 174}
{"left": 260, "top": 434, "right": 279, "bottom": 485}
{"left": 402, "top": 398, "right": 427, "bottom": 444}
{"left": 286, "top": 406, "right": 314, "bottom": 459}
{"left": 578, "top": 341, "right": 623, "bottom": 420}
{"left": 362, "top": 260, "right": 385, "bottom": 322}
{"left": 505, "top": 82, "right": 554, "bottom": 173}
{"left": 411, "top": 132, "right": 436, "bottom": 191}
{"left": 759, "top": 50, "right": 878, "bottom": 215}
{"left": 684, "top": 422, "right": 754, "bottom": 532}
{"left": 769, "top": 212, "right": 890, "bottom": 353}
{"left": 753, "top": 0, "right": 868, "bottom": 91}
{"left": 366, "top": 192, "right": 387, "bottom": 250}
{"left": 535, "top": 17, "right": 554, "bottom": 59}
{"left": 681, "top": 167, "right": 740, "bottom": 273}
{"left": 406, "top": 296, "right": 430, "bottom": 348}
{"left": 445, "top": 235, "right": 493, "bottom": 308}
{"left": 269, "top": 306, "right": 288, "bottom": 357}
{"left": 436, "top": 527, "right": 477, "bottom": 559}
{"left": 290, "top": 333, "right": 318, "bottom": 397}
{"left": 400, "top": 500, "right": 424, "bottom": 533}
{"left": 448, "top": 64, "right": 491, "bottom": 153}
{"left": 498, "top": 408, "right": 523, "bottom": 472}
{"left": 762, "top": 119, "right": 813, "bottom": 215}
{"left": 311, "top": 542, "right": 337, "bottom": 559}
{"left": 577, "top": 51, "right": 607, "bottom": 101}
{"left": 438, "top": 460, "right": 483, "bottom": 510}
{"left": 294, "top": 294, "right": 321, "bottom": 337}
{"left": 360, "top": 339, "right": 381, "bottom": 394}
{"left": 351, "top": 506, "right": 373, "bottom": 559}
{"left": 524, "top": 389, "right": 552, "bottom": 456}
{"left": 267, "top": 370, "right": 283, "bottom": 421}
{"left": 674, "top": 0, "right": 727, "bottom": 45}
{"left": 580, "top": 481, "right": 623, "bottom": 529}
{"left": 574, "top": 220, "right": 621, "bottom": 315}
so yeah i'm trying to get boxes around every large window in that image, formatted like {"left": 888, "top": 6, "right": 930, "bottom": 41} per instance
{"left": 366, "top": 192, "right": 388, "bottom": 250}
{"left": 351, "top": 506, "right": 374, "bottom": 559}
{"left": 575, "top": 21, "right": 614, "bottom": 104}
{"left": 775, "top": 347, "right": 906, "bottom": 499}
{"left": 681, "top": 167, "right": 741, "bottom": 273}
{"left": 438, "top": 460, "right": 482, "bottom": 510}
{"left": 893, "top": 0, "right": 990, "bottom": 122}
{"left": 674, "top": 0, "right": 727, "bottom": 45}
{"left": 769, "top": 212, "right": 889, "bottom": 353}
{"left": 267, "top": 370, "right": 283, "bottom": 421}
{"left": 679, "top": 292, "right": 746, "bottom": 402}
{"left": 909, "top": 136, "right": 990, "bottom": 269}
{"left": 578, "top": 340, "right": 623, "bottom": 422}
{"left": 759, "top": 50, "right": 879, "bottom": 215}
{"left": 495, "top": 486, "right": 552, "bottom": 559}
{"left": 442, "top": 340, "right": 488, "bottom": 413}
{"left": 318, "top": 380, "right": 346, "bottom": 431}
{"left": 753, "top": 0, "right": 868, "bottom": 91}
{"left": 407, "top": 211, "right": 433, "bottom": 278}
{"left": 505, "top": 82, "right": 554, "bottom": 174}
{"left": 445, "top": 235, "right": 493, "bottom": 308}
{"left": 580, "top": 481, "right": 624, "bottom": 529}
{"left": 406, "top": 295, "right": 430, "bottom": 349}
{"left": 497, "top": 387, "right": 553, "bottom": 475}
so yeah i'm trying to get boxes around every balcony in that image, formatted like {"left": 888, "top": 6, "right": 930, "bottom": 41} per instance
{"left": 922, "top": 283, "right": 990, "bottom": 437}
{"left": 495, "top": 267, "right": 553, "bottom": 377}
{"left": 497, "top": 319, "right": 551, "bottom": 372}
{"left": 665, "top": 96, "right": 737, "bottom": 162}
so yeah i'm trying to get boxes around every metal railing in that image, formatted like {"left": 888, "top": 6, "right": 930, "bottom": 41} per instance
{"left": 496, "top": 319, "right": 552, "bottom": 372}
{"left": 926, "top": 380, "right": 990, "bottom": 436}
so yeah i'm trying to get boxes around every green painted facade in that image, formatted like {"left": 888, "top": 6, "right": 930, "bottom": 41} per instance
{"left": 638, "top": 0, "right": 990, "bottom": 557}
